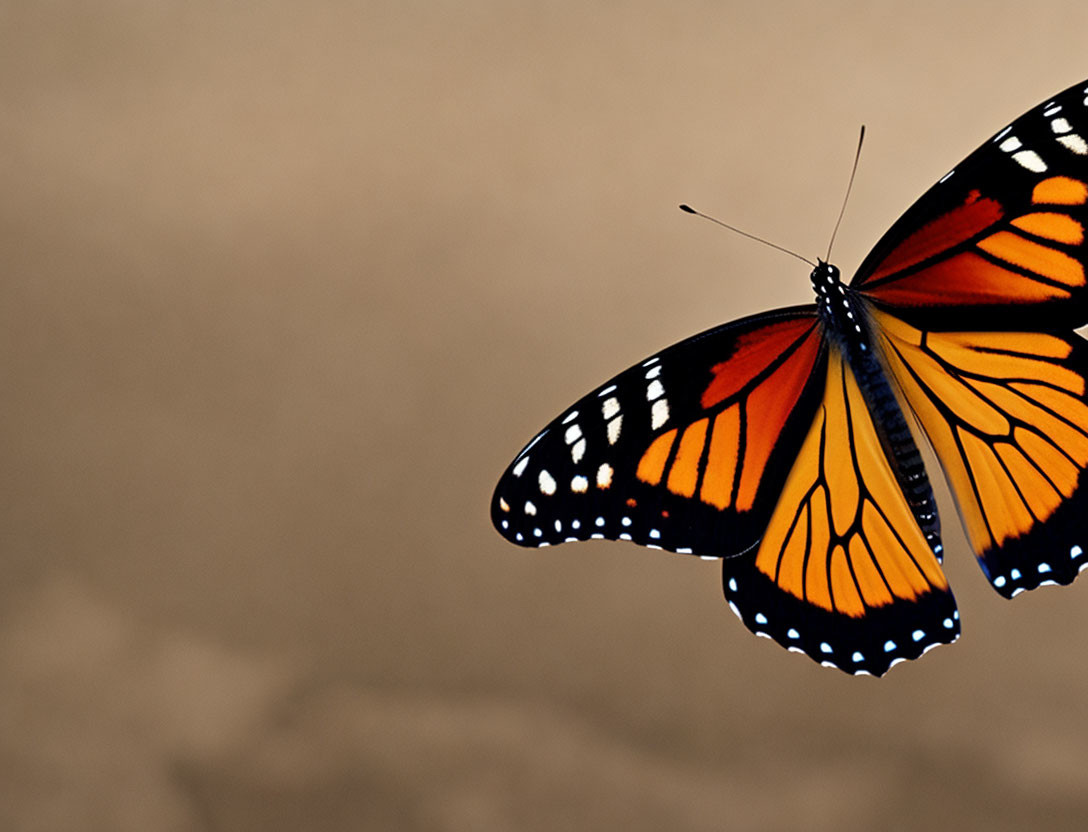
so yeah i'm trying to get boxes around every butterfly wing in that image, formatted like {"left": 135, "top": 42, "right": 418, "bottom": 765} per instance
{"left": 722, "top": 344, "right": 959, "bottom": 676}
{"left": 852, "top": 79, "right": 1088, "bottom": 331}
{"left": 869, "top": 308, "right": 1088, "bottom": 596}
{"left": 849, "top": 78, "right": 1088, "bottom": 596}
{"left": 492, "top": 306, "right": 825, "bottom": 558}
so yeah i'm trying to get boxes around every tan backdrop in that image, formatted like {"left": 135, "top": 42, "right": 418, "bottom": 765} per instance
{"left": 4, "top": 2, "right": 1088, "bottom": 829}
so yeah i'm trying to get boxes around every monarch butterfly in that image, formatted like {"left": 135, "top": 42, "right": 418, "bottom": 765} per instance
{"left": 491, "top": 79, "right": 1088, "bottom": 676}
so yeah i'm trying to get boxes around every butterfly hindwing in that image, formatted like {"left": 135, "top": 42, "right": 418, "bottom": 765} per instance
{"left": 492, "top": 307, "right": 826, "bottom": 557}
{"left": 852, "top": 80, "right": 1088, "bottom": 330}
{"left": 722, "top": 344, "right": 959, "bottom": 676}
{"left": 870, "top": 307, "right": 1088, "bottom": 597}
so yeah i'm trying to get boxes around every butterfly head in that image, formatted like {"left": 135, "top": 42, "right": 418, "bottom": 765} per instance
{"left": 810, "top": 260, "right": 843, "bottom": 306}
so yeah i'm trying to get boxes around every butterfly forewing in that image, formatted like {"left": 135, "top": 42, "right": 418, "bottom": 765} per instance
{"left": 853, "top": 79, "right": 1088, "bottom": 330}
{"left": 492, "top": 307, "right": 825, "bottom": 558}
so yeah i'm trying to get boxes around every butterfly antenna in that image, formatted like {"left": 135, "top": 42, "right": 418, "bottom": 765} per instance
{"left": 825, "top": 125, "right": 866, "bottom": 262}
{"left": 679, "top": 204, "right": 816, "bottom": 268}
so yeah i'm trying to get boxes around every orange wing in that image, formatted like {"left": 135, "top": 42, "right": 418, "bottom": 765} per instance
{"left": 635, "top": 315, "right": 823, "bottom": 513}
{"left": 870, "top": 306, "right": 1088, "bottom": 596}
{"left": 855, "top": 181, "right": 1087, "bottom": 310}
{"left": 722, "top": 345, "right": 958, "bottom": 676}
{"left": 850, "top": 80, "right": 1088, "bottom": 331}
{"left": 492, "top": 307, "right": 827, "bottom": 558}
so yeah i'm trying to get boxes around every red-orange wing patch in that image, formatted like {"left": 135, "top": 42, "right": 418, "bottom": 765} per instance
{"left": 855, "top": 182, "right": 1087, "bottom": 311}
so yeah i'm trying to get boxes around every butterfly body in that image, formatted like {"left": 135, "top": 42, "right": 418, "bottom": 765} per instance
{"left": 493, "top": 79, "right": 1088, "bottom": 676}
{"left": 812, "top": 262, "right": 943, "bottom": 550}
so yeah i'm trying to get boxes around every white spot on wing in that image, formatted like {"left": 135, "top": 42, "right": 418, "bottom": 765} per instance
{"left": 1058, "top": 134, "right": 1088, "bottom": 155}
{"left": 607, "top": 415, "right": 623, "bottom": 444}
{"left": 564, "top": 424, "right": 583, "bottom": 444}
{"left": 499, "top": 497, "right": 510, "bottom": 512}
{"left": 571, "top": 438, "right": 586, "bottom": 463}
{"left": 512, "top": 456, "right": 529, "bottom": 477}
{"left": 994, "top": 125, "right": 1013, "bottom": 142}
{"left": 598, "top": 384, "right": 617, "bottom": 397}
{"left": 562, "top": 410, "right": 579, "bottom": 424}
{"left": 602, "top": 397, "right": 621, "bottom": 420}
{"left": 1051, "top": 117, "right": 1072, "bottom": 134}
{"left": 596, "top": 463, "right": 613, "bottom": 489}
{"left": 538, "top": 470, "right": 556, "bottom": 495}
{"left": 1013, "top": 150, "right": 1047, "bottom": 172}
{"left": 646, "top": 380, "right": 664, "bottom": 401}
{"left": 645, "top": 365, "right": 662, "bottom": 379}
{"left": 643, "top": 356, "right": 660, "bottom": 367}
{"left": 524, "top": 501, "right": 537, "bottom": 516}
{"left": 999, "top": 135, "right": 1022, "bottom": 152}
{"left": 571, "top": 475, "right": 589, "bottom": 493}
{"left": 651, "top": 398, "right": 670, "bottom": 429}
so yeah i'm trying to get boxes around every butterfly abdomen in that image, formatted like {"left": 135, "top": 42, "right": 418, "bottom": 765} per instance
{"left": 812, "top": 261, "right": 942, "bottom": 551}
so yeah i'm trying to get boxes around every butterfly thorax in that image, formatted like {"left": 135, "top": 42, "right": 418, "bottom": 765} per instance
{"left": 811, "top": 260, "right": 882, "bottom": 371}
{"left": 811, "top": 262, "right": 866, "bottom": 348}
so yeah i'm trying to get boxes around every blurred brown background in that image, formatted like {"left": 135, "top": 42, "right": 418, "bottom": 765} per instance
{"left": 4, "top": 1, "right": 1088, "bottom": 830}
